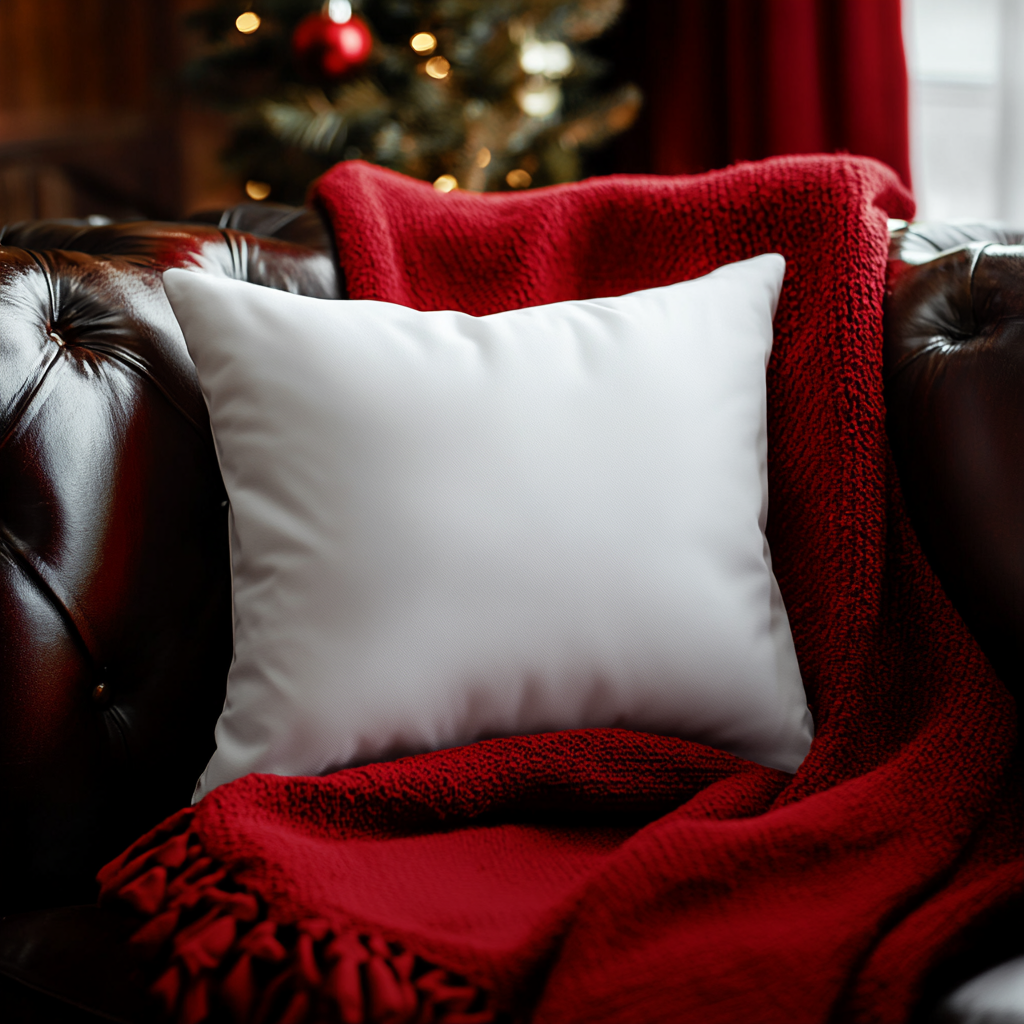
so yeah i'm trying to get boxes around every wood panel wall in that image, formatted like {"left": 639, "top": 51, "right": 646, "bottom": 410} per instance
{"left": 0, "top": 0, "right": 184, "bottom": 221}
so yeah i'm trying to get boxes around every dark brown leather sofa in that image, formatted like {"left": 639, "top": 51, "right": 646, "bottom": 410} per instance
{"left": 0, "top": 206, "right": 1019, "bottom": 1023}
{"left": 0, "top": 204, "right": 340, "bottom": 1022}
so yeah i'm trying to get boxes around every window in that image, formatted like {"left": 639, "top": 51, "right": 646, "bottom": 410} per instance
{"left": 904, "top": 0, "right": 1023, "bottom": 221}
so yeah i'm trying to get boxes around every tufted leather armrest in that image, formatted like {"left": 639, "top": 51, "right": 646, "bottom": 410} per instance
{"left": 887, "top": 224, "right": 1024, "bottom": 1023}
{"left": 885, "top": 221, "right": 1024, "bottom": 701}
{"left": 0, "top": 207, "right": 340, "bottom": 914}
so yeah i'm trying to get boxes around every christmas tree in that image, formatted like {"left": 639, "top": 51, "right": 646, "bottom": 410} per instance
{"left": 183, "top": 0, "right": 641, "bottom": 204}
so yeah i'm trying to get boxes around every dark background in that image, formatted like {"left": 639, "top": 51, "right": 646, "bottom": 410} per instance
{"left": 0, "top": 0, "right": 250, "bottom": 221}
{"left": 0, "top": 0, "right": 666, "bottom": 222}
{"left": 0, "top": 0, "right": 908, "bottom": 222}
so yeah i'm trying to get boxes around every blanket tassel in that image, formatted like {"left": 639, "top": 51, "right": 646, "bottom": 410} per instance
{"left": 98, "top": 811, "right": 502, "bottom": 1024}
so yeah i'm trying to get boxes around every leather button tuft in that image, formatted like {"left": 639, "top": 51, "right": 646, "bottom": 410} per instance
{"left": 49, "top": 330, "right": 65, "bottom": 348}
{"left": 91, "top": 682, "right": 107, "bottom": 702}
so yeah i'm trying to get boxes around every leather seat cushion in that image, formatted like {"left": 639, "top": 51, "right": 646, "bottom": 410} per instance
{"left": 0, "top": 905, "right": 151, "bottom": 1024}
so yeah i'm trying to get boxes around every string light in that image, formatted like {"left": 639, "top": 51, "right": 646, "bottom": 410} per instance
{"left": 245, "top": 180, "right": 271, "bottom": 200}
{"left": 410, "top": 32, "right": 437, "bottom": 54}
{"left": 425, "top": 56, "right": 450, "bottom": 79}
{"left": 326, "top": 0, "right": 352, "bottom": 22}
{"left": 475, "top": 147, "right": 491, "bottom": 168}
{"left": 433, "top": 174, "right": 458, "bottom": 192}
{"left": 506, "top": 169, "right": 532, "bottom": 189}
{"left": 236, "top": 10, "right": 260, "bottom": 34}
{"left": 519, "top": 40, "right": 573, "bottom": 78}
{"left": 516, "top": 80, "right": 561, "bottom": 118}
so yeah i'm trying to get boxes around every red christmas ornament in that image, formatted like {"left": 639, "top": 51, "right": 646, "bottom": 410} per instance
{"left": 292, "top": 10, "right": 373, "bottom": 81}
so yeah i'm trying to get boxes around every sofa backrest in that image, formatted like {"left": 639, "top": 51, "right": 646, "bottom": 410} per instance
{"left": 0, "top": 208, "right": 339, "bottom": 911}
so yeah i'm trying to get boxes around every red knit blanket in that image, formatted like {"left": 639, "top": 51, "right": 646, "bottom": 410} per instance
{"left": 100, "top": 156, "right": 1024, "bottom": 1024}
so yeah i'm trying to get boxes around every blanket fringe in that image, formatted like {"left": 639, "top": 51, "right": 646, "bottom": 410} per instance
{"left": 98, "top": 811, "right": 502, "bottom": 1024}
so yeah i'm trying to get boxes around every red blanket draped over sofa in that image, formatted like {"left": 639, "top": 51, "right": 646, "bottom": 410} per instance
{"left": 100, "top": 156, "right": 1024, "bottom": 1024}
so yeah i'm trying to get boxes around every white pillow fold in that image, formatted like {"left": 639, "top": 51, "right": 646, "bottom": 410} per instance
{"left": 162, "top": 253, "right": 812, "bottom": 802}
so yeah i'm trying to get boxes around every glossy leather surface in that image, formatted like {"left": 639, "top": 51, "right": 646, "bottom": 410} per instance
{"left": 0, "top": 905, "right": 149, "bottom": 1023}
{"left": 0, "top": 207, "right": 340, "bottom": 913}
{"left": 188, "top": 200, "right": 340, "bottom": 264}
{"left": 0, "top": 214, "right": 342, "bottom": 300}
{"left": 886, "top": 222, "right": 1024, "bottom": 700}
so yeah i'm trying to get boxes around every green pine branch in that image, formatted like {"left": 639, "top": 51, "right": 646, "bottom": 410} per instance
{"left": 184, "top": 0, "right": 640, "bottom": 203}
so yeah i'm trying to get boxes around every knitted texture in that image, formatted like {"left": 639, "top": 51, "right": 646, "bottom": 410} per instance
{"left": 101, "top": 156, "right": 1024, "bottom": 1024}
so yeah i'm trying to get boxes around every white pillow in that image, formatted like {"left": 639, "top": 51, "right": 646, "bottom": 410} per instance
{"left": 162, "top": 254, "right": 812, "bottom": 802}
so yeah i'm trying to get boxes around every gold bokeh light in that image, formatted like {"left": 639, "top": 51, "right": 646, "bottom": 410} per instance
{"left": 425, "top": 56, "right": 450, "bottom": 79}
{"left": 475, "top": 147, "right": 491, "bottom": 168}
{"left": 235, "top": 11, "right": 260, "bottom": 34}
{"left": 506, "top": 169, "right": 532, "bottom": 189}
{"left": 410, "top": 32, "right": 437, "bottom": 54}
{"left": 433, "top": 174, "right": 458, "bottom": 192}
{"left": 245, "top": 179, "right": 271, "bottom": 200}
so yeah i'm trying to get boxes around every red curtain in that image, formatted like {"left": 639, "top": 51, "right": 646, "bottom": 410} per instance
{"left": 610, "top": 0, "right": 911, "bottom": 188}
